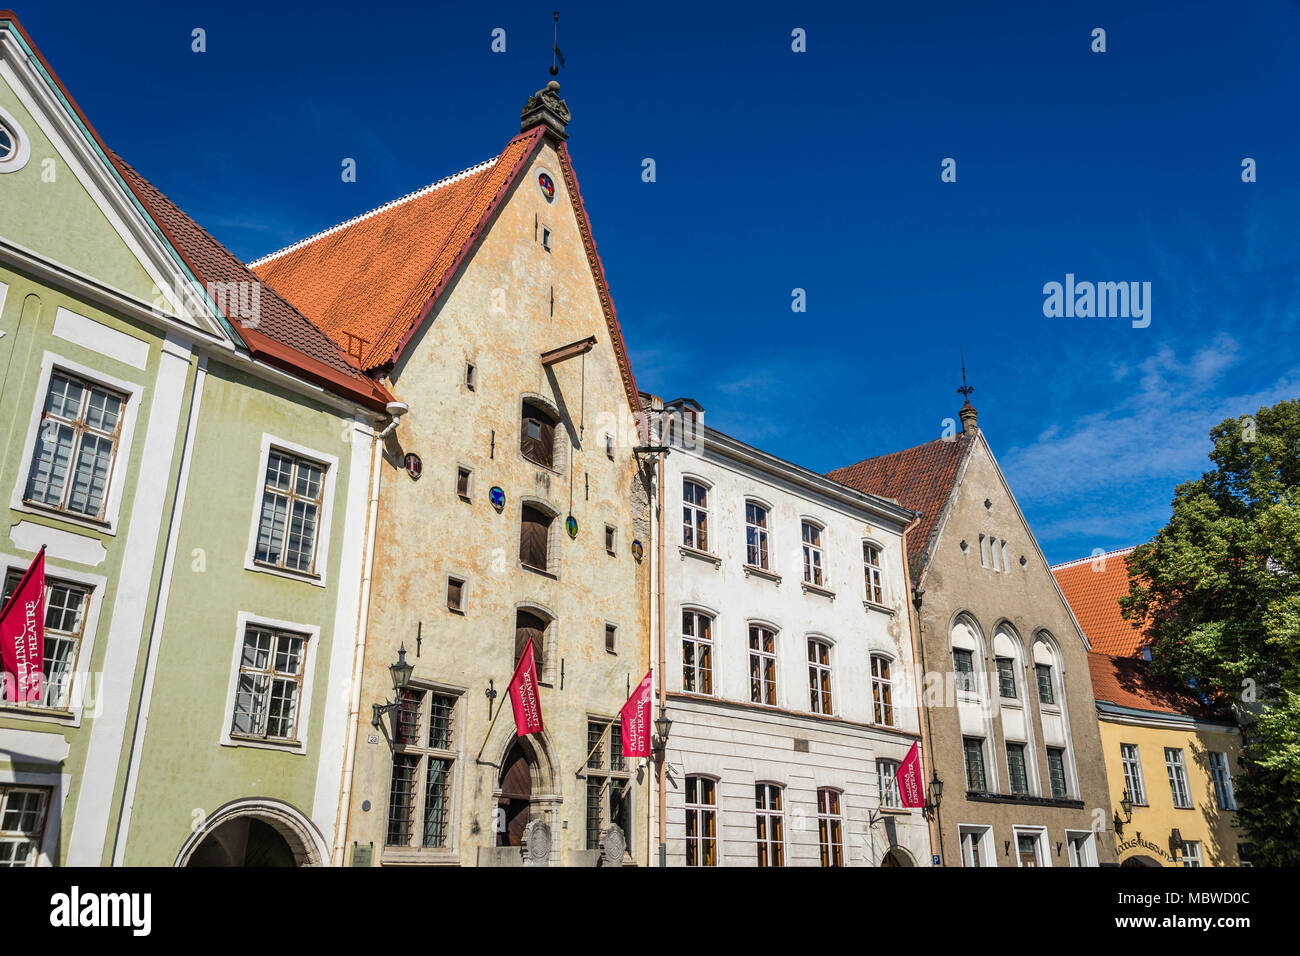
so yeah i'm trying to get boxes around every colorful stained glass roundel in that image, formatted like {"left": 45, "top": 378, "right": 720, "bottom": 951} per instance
{"left": 489, "top": 486, "right": 506, "bottom": 512}
{"left": 565, "top": 515, "right": 578, "bottom": 538}
{"left": 537, "top": 170, "right": 556, "bottom": 202}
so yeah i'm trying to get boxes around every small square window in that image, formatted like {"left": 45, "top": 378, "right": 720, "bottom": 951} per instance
{"left": 605, "top": 624, "right": 617, "bottom": 654}
{"left": 456, "top": 467, "right": 472, "bottom": 501}
{"left": 447, "top": 577, "right": 465, "bottom": 613}
{"left": 605, "top": 525, "right": 616, "bottom": 555}
{"left": 541, "top": 226, "right": 552, "bottom": 252}
{"left": 465, "top": 363, "right": 476, "bottom": 391}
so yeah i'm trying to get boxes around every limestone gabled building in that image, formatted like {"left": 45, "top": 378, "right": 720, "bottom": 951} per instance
{"left": 829, "top": 395, "right": 1116, "bottom": 866}
{"left": 254, "top": 83, "right": 653, "bottom": 866}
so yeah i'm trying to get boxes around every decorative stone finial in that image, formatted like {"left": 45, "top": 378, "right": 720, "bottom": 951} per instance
{"left": 958, "top": 353, "right": 978, "bottom": 431}
{"left": 521, "top": 80, "right": 571, "bottom": 139}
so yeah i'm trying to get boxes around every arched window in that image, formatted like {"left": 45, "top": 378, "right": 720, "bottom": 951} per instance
{"left": 863, "top": 540, "right": 886, "bottom": 605}
{"left": 748, "top": 624, "right": 777, "bottom": 705}
{"left": 745, "top": 500, "right": 770, "bottom": 570}
{"left": 520, "top": 400, "right": 558, "bottom": 468}
{"left": 682, "top": 479, "right": 709, "bottom": 551}
{"left": 807, "top": 638, "right": 833, "bottom": 714}
{"left": 801, "top": 521, "right": 825, "bottom": 586}
{"left": 816, "top": 789, "right": 844, "bottom": 867}
{"left": 684, "top": 776, "right": 717, "bottom": 866}
{"left": 871, "top": 654, "right": 894, "bottom": 726}
{"left": 519, "top": 503, "right": 555, "bottom": 573}
{"left": 682, "top": 609, "right": 714, "bottom": 695}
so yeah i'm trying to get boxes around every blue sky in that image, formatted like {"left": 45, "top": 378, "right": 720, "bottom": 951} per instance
{"left": 17, "top": 0, "right": 1300, "bottom": 563}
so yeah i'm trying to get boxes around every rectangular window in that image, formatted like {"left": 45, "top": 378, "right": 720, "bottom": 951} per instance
{"left": 1165, "top": 748, "right": 1193, "bottom": 809}
{"left": 519, "top": 504, "right": 553, "bottom": 572}
{"left": 807, "top": 639, "right": 833, "bottom": 714}
{"left": 801, "top": 522, "right": 824, "bottom": 586}
{"left": 871, "top": 655, "right": 894, "bottom": 726}
{"left": 996, "top": 657, "right": 1017, "bottom": 698}
{"left": 0, "top": 786, "right": 49, "bottom": 867}
{"left": 386, "top": 690, "right": 457, "bottom": 849}
{"left": 979, "top": 534, "right": 988, "bottom": 567}
{"left": 963, "top": 737, "right": 987, "bottom": 791}
{"left": 863, "top": 542, "right": 885, "bottom": 604}
{"left": 2, "top": 570, "right": 90, "bottom": 709}
{"left": 605, "top": 524, "right": 616, "bottom": 555}
{"left": 748, "top": 625, "right": 776, "bottom": 705}
{"left": 541, "top": 225, "right": 552, "bottom": 252}
{"left": 877, "top": 759, "right": 902, "bottom": 808}
{"left": 1006, "top": 742, "right": 1029, "bottom": 795}
{"left": 254, "top": 450, "right": 326, "bottom": 575}
{"left": 605, "top": 624, "right": 617, "bottom": 654}
{"left": 817, "top": 789, "right": 843, "bottom": 867}
{"left": 24, "top": 370, "right": 126, "bottom": 521}
{"left": 585, "top": 718, "right": 631, "bottom": 853}
{"left": 1209, "top": 752, "right": 1236, "bottom": 810}
{"left": 446, "top": 577, "right": 464, "bottom": 613}
{"left": 1047, "top": 747, "right": 1068, "bottom": 798}
{"left": 1016, "top": 831, "right": 1043, "bottom": 867}
{"left": 1067, "top": 831, "right": 1096, "bottom": 867}
{"left": 681, "top": 610, "right": 713, "bottom": 695}
{"left": 745, "top": 502, "right": 769, "bottom": 570}
{"left": 1182, "top": 840, "right": 1203, "bottom": 868}
{"left": 465, "top": 363, "right": 476, "bottom": 390}
{"left": 684, "top": 776, "right": 717, "bottom": 866}
{"left": 605, "top": 433, "right": 614, "bottom": 460}
{"left": 230, "top": 625, "right": 308, "bottom": 742}
{"left": 1121, "top": 743, "right": 1147, "bottom": 805}
{"left": 960, "top": 826, "right": 990, "bottom": 867}
{"left": 1035, "top": 663, "right": 1055, "bottom": 704}
{"left": 682, "top": 480, "right": 709, "bottom": 551}
{"left": 755, "top": 784, "right": 784, "bottom": 867}
{"left": 1001, "top": 540, "right": 1010, "bottom": 572}
{"left": 953, "top": 648, "right": 976, "bottom": 693}
{"left": 456, "top": 467, "right": 471, "bottom": 500}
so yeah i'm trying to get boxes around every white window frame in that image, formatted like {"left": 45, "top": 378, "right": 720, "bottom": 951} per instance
{"left": 243, "top": 433, "right": 338, "bottom": 588}
{"left": 0, "top": 551, "right": 106, "bottom": 727}
{"left": 10, "top": 352, "right": 142, "bottom": 536}
{"left": 220, "top": 611, "right": 320, "bottom": 754}
{"left": 682, "top": 478, "right": 710, "bottom": 552}
{"left": 816, "top": 787, "right": 844, "bottom": 867}
{"left": 959, "top": 824, "right": 994, "bottom": 867}
{"left": 871, "top": 653, "right": 895, "bottom": 726}
{"left": 744, "top": 499, "right": 770, "bottom": 570}
{"left": 806, "top": 636, "right": 834, "bottom": 715}
{"left": 747, "top": 623, "right": 777, "bottom": 706}
{"left": 1209, "top": 751, "right": 1236, "bottom": 810}
{"left": 755, "top": 782, "right": 785, "bottom": 867}
{"left": 863, "top": 539, "right": 886, "bottom": 605}
{"left": 877, "top": 758, "right": 902, "bottom": 809}
{"left": 1120, "top": 742, "right": 1147, "bottom": 805}
{"left": 684, "top": 774, "right": 719, "bottom": 866}
{"left": 1165, "top": 747, "right": 1193, "bottom": 809}
{"left": 1012, "top": 825, "right": 1050, "bottom": 867}
{"left": 1181, "top": 840, "right": 1203, "bottom": 868}
{"left": 0, "top": 103, "right": 32, "bottom": 173}
{"left": 1066, "top": 829, "right": 1098, "bottom": 867}
{"left": 681, "top": 608, "right": 714, "bottom": 696}
{"left": 801, "top": 520, "right": 826, "bottom": 587}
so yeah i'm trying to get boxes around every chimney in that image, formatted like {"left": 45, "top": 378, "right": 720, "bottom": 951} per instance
{"left": 521, "top": 80, "right": 571, "bottom": 140}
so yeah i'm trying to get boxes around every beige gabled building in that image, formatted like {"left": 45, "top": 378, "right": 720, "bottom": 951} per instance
{"left": 254, "top": 83, "right": 653, "bottom": 866}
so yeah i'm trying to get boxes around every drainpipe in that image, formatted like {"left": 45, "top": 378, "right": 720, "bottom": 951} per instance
{"left": 900, "top": 516, "right": 943, "bottom": 866}
{"left": 331, "top": 418, "right": 385, "bottom": 866}
{"left": 655, "top": 419, "right": 667, "bottom": 866}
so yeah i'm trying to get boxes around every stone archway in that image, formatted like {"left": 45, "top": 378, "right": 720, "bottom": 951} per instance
{"left": 489, "top": 731, "right": 561, "bottom": 851}
{"left": 175, "top": 798, "right": 327, "bottom": 867}
{"left": 1121, "top": 854, "right": 1165, "bottom": 868}
{"left": 881, "top": 847, "right": 915, "bottom": 867}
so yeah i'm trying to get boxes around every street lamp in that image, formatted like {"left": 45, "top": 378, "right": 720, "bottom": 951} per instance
{"left": 653, "top": 706, "right": 672, "bottom": 753}
{"left": 372, "top": 644, "right": 413, "bottom": 745}
{"left": 1113, "top": 788, "right": 1133, "bottom": 834}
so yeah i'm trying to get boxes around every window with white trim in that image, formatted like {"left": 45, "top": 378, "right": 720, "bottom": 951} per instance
{"left": 230, "top": 624, "right": 309, "bottom": 742}
{"left": 871, "top": 654, "right": 894, "bottom": 726}
{"left": 386, "top": 688, "right": 458, "bottom": 849}
{"left": 1121, "top": 743, "right": 1147, "bottom": 805}
{"left": 1035, "top": 663, "right": 1056, "bottom": 704}
{"left": 801, "top": 521, "right": 824, "bottom": 586}
{"left": 2, "top": 569, "right": 89, "bottom": 710}
{"left": 745, "top": 501, "right": 769, "bottom": 570}
{"left": 877, "top": 759, "right": 902, "bottom": 808}
{"left": 953, "top": 648, "right": 977, "bottom": 693}
{"left": 1181, "top": 840, "right": 1203, "bottom": 868}
{"left": 996, "top": 656, "right": 1017, "bottom": 698}
{"left": 807, "top": 638, "right": 833, "bottom": 714}
{"left": 754, "top": 783, "right": 784, "bottom": 867}
{"left": 682, "top": 480, "right": 709, "bottom": 551}
{"left": 254, "top": 449, "right": 326, "bottom": 575}
{"left": 24, "top": 370, "right": 126, "bottom": 522}
{"left": 748, "top": 625, "right": 776, "bottom": 705}
{"left": 863, "top": 541, "right": 885, "bottom": 604}
{"left": 1165, "top": 747, "right": 1193, "bottom": 809}
{"left": 963, "top": 736, "right": 988, "bottom": 791}
{"left": 1006, "top": 742, "right": 1029, "bottom": 795}
{"left": 1067, "top": 831, "right": 1097, "bottom": 867}
{"left": 817, "top": 788, "right": 844, "bottom": 867}
{"left": 960, "top": 825, "right": 991, "bottom": 867}
{"left": 684, "top": 776, "right": 717, "bottom": 866}
{"left": 0, "top": 120, "right": 15, "bottom": 163}
{"left": 682, "top": 610, "right": 713, "bottom": 695}
{"left": 1047, "top": 747, "right": 1069, "bottom": 798}
{"left": 1209, "top": 752, "right": 1236, "bottom": 810}
{"left": 0, "top": 786, "right": 48, "bottom": 867}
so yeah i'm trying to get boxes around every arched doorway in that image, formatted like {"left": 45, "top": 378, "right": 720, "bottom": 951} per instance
{"left": 497, "top": 740, "right": 533, "bottom": 847}
{"left": 1121, "top": 854, "right": 1164, "bottom": 867}
{"left": 175, "top": 798, "right": 327, "bottom": 867}
{"left": 881, "top": 848, "right": 914, "bottom": 867}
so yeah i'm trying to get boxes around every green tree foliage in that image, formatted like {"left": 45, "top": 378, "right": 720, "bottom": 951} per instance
{"left": 1122, "top": 399, "right": 1300, "bottom": 865}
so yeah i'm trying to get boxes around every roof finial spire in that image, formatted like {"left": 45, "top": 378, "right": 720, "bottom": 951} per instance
{"left": 522, "top": 12, "right": 571, "bottom": 138}
{"left": 550, "top": 11, "right": 564, "bottom": 77}
{"left": 958, "top": 350, "right": 979, "bottom": 431}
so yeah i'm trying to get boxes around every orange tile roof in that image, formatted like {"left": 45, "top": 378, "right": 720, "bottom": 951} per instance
{"left": 252, "top": 130, "right": 543, "bottom": 370}
{"left": 1, "top": 11, "right": 391, "bottom": 412}
{"left": 1088, "top": 652, "right": 1220, "bottom": 719}
{"left": 828, "top": 432, "right": 973, "bottom": 583}
{"left": 1052, "top": 548, "right": 1149, "bottom": 656}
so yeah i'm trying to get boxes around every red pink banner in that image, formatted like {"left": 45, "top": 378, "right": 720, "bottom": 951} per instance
{"left": 620, "top": 670, "right": 653, "bottom": 757}
{"left": 896, "top": 740, "right": 925, "bottom": 808}
{"left": 508, "top": 636, "right": 544, "bottom": 736}
{"left": 0, "top": 548, "right": 45, "bottom": 705}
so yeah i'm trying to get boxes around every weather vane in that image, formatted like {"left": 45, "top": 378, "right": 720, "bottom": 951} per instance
{"left": 958, "top": 350, "right": 974, "bottom": 401}
{"left": 550, "top": 11, "right": 565, "bottom": 77}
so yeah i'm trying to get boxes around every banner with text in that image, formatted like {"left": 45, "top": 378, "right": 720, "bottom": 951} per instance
{"left": 620, "top": 670, "right": 653, "bottom": 757}
{"left": 508, "top": 637, "right": 544, "bottom": 736}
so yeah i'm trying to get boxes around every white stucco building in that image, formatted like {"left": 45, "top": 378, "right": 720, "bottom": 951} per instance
{"left": 649, "top": 397, "right": 932, "bottom": 866}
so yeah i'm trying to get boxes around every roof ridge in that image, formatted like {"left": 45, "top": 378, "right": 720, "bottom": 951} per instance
{"left": 1051, "top": 546, "right": 1137, "bottom": 571}
{"left": 829, "top": 431, "right": 968, "bottom": 475}
{"left": 248, "top": 156, "right": 499, "bottom": 268}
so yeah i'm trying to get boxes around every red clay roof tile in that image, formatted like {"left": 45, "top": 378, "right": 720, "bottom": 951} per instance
{"left": 1051, "top": 548, "right": 1148, "bottom": 657}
